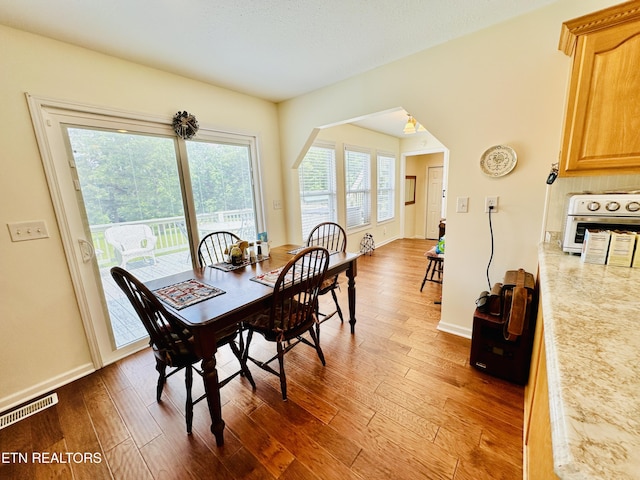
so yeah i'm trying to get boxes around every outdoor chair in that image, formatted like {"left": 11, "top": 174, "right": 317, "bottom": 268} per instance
{"left": 110, "top": 266, "right": 255, "bottom": 433}
{"left": 242, "top": 246, "right": 329, "bottom": 400}
{"left": 105, "top": 224, "right": 157, "bottom": 268}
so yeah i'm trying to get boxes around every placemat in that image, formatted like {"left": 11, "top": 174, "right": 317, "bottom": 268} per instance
{"left": 153, "top": 279, "right": 225, "bottom": 310}
{"left": 210, "top": 260, "right": 251, "bottom": 272}
{"left": 251, "top": 266, "right": 314, "bottom": 288}
{"left": 251, "top": 267, "right": 284, "bottom": 287}
{"left": 287, "top": 246, "right": 340, "bottom": 255}
{"left": 210, "top": 257, "right": 268, "bottom": 272}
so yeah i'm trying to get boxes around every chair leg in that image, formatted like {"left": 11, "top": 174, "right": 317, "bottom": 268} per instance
{"left": 276, "top": 341, "right": 287, "bottom": 401}
{"left": 185, "top": 366, "right": 194, "bottom": 434}
{"left": 243, "top": 329, "right": 254, "bottom": 365}
{"left": 421, "top": 260, "right": 433, "bottom": 292}
{"left": 330, "top": 289, "right": 344, "bottom": 323}
{"left": 155, "top": 358, "right": 167, "bottom": 402}
{"left": 228, "top": 335, "right": 256, "bottom": 389}
{"left": 308, "top": 327, "right": 326, "bottom": 366}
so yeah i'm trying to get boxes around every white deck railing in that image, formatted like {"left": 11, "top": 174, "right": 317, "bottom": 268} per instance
{"left": 90, "top": 209, "right": 255, "bottom": 267}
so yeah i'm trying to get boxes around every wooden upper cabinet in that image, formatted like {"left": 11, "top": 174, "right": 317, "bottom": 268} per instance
{"left": 558, "top": 1, "right": 640, "bottom": 176}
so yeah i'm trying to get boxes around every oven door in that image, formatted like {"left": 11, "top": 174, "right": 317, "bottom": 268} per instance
{"left": 562, "top": 216, "right": 640, "bottom": 253}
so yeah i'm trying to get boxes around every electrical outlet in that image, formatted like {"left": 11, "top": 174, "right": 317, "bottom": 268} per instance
{"left": 456, "top": 196, "right": 469, "bottom": 213}
{"left": 484, "top": 196, "right": 499, "bottom": 213}
{"left": 272, "top": 199, "right": 282, "bottom": 210}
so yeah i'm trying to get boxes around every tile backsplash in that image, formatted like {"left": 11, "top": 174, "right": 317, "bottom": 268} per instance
{"left": 545, "top": 173, "right": 640, "bottom": 234}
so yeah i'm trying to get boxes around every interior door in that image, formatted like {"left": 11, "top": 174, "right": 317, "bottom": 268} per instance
{"left": 426, "top": 166, "right": 443, "bottom": 239}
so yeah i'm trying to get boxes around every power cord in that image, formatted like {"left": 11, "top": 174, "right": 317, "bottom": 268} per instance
{"left": 486, "top": 205, "right": 494, "bottom": 290}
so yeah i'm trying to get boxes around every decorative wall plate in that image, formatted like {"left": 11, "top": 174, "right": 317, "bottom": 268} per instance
{"left": 172, "top": 111, "right": 199, "bottom": 139}
{"left": 480, "top": 145, "right": 517, "bottom": 177}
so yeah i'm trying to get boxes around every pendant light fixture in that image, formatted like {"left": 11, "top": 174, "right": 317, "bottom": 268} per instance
{"left": 403, "top": 115, "right": 417, "bottom": 134}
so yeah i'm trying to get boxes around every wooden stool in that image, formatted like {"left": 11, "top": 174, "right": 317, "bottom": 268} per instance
{"left": 420, "top": 248, "right": 444, "bottom": 291}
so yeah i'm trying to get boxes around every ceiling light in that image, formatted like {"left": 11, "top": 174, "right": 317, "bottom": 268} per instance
{"left": 403, "top": 115, "right": 417, "bottom": 134}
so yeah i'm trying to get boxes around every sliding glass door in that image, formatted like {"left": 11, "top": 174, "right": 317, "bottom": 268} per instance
{"left": 28, "top": 98, "right": 263, "bottom": 365}
{"left": 66, "top": 127, "right": 190, "bottom": 348}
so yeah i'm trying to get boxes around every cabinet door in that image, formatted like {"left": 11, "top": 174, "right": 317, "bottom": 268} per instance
{"left": 524, "top": 305, "right": 544, "bottom": 444}
{"left": 561, "top": 19, "right": 640, "bottom": 175}
{"left": 526, "top": 340, "right": 559, "bottom": 480}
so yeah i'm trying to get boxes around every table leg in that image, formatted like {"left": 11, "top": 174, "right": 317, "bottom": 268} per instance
{"left": 346, "top": 262, "right": 357, "bottom": 334}
{"left": 201, "top": 354, "right": 225, "bottom": 446}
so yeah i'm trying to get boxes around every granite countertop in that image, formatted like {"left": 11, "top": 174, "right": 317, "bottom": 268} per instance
{"left": 538, "top": 242, "right": 640, "bottom": 480}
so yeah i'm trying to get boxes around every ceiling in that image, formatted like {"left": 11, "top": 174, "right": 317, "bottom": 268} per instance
{"left": 0, "top": 0, "right": 559, "bottom": 105}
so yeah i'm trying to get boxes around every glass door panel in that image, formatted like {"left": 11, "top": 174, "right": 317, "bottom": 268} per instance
{"left": 66, "top": 127, "right": 190, "bottom": 348}
{"left": 185, "top": 140, "right": 258, "bottom": 242}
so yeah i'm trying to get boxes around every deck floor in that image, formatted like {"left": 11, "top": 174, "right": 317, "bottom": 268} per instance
{"left": 100, "top": 249, "right": 194, "bottom": 347}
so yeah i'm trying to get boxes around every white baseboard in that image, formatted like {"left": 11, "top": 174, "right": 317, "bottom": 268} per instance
{"left": 437, "top": 320, "right": 472, "bottom": 339}
{"left": 372, "top": 235, "right": 399, "bottom": 248}
{"left": 0, "top": 363, "right": 95, "bottom": 413}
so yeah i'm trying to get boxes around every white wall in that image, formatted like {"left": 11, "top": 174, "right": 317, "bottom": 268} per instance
{"left": 0, "top": 25, "right": 283, "bottom": 409}
{"left": 278, "top": 0, "right": 622, "bottom": 338}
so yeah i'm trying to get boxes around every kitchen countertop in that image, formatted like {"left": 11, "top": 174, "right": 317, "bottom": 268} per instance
{"left": 538, "top": 242, "right": 640, "bottom": 479}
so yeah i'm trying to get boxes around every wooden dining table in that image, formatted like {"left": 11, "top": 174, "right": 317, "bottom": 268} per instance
{"left": 144, "top": 244, "right": 360, "bottom": 446}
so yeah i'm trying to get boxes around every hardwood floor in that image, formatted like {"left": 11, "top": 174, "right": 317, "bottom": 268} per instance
{"left": 0, "top": 238, "right": 524, "bottom": 480}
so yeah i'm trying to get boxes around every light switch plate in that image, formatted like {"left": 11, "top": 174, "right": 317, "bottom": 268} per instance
{"left": 7, "top": 221, "right": 50, "bottom": 242}
{"left": 456, "top": 196, "right": 469, "bottom": 213}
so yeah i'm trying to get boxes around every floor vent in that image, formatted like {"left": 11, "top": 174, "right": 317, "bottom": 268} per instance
{"left": 0, "top": 393, "right": 58, "bottom": 430}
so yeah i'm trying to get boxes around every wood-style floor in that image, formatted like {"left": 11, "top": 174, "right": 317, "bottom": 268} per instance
{"left": 0, "top": 238, "right": 524, "bottom": 480}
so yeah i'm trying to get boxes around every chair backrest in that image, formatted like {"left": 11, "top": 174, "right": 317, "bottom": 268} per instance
{"left": 105, "top": 224, "right": 156, "bottom": 251}
{"left": 306, "top": 222, "right": 347, "bottom": 253}
{"left": 197, "top": 231, "right": 241, "bottom": 267}
{"left": 266, "top": 246, "right": 330, "bottom": 333}
{"left": 110, "top": 266, "right": 195, "bottom": 366}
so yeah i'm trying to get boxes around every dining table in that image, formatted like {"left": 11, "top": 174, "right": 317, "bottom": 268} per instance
{"left": 144, "top": 244, "right": 360, "bottom": 446}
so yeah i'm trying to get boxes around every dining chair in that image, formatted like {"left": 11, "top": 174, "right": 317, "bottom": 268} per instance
{"left": 242, "top": 246, "right": 330, "bottom": 400}
{"left": 110, "top": 266, "right": 255, "bottom": 433}
{"left": 306, "top": 222, "right": 347, "bottom": 324}
{"left": 197, "top": 231, "right": 241, "bottom": 267}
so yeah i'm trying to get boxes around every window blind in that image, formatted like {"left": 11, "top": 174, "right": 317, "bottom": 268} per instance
{"left": 345, "top": 146, "right": 371, "bottom": 229}
{"left": 299, "top": 145, "right": 337, "bottom": 240}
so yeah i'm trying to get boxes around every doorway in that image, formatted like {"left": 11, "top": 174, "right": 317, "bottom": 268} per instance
{"left": 425, "top": 166, "right": 443, "bottom": 239}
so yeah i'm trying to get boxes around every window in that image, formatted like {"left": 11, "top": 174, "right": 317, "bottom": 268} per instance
{"left": 377, "top": 152, "right": 396, "bottom": 222}
{"left": 186, "top": 138, "right": 259, "bottom": 241}
{"left": 345, "top": 146, "right": 371, "bottom": 229}
{"left": 299, "top": 145, "right": 337, "bottom": 240}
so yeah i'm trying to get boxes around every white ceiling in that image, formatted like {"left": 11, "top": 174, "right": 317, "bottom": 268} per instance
{"left": 0, "top": 0, "right": 559, "bottom": 104}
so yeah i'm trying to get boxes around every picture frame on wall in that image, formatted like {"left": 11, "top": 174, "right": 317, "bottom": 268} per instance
{"left": 405, "top": 176, "right": 416, "bottom": 205}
